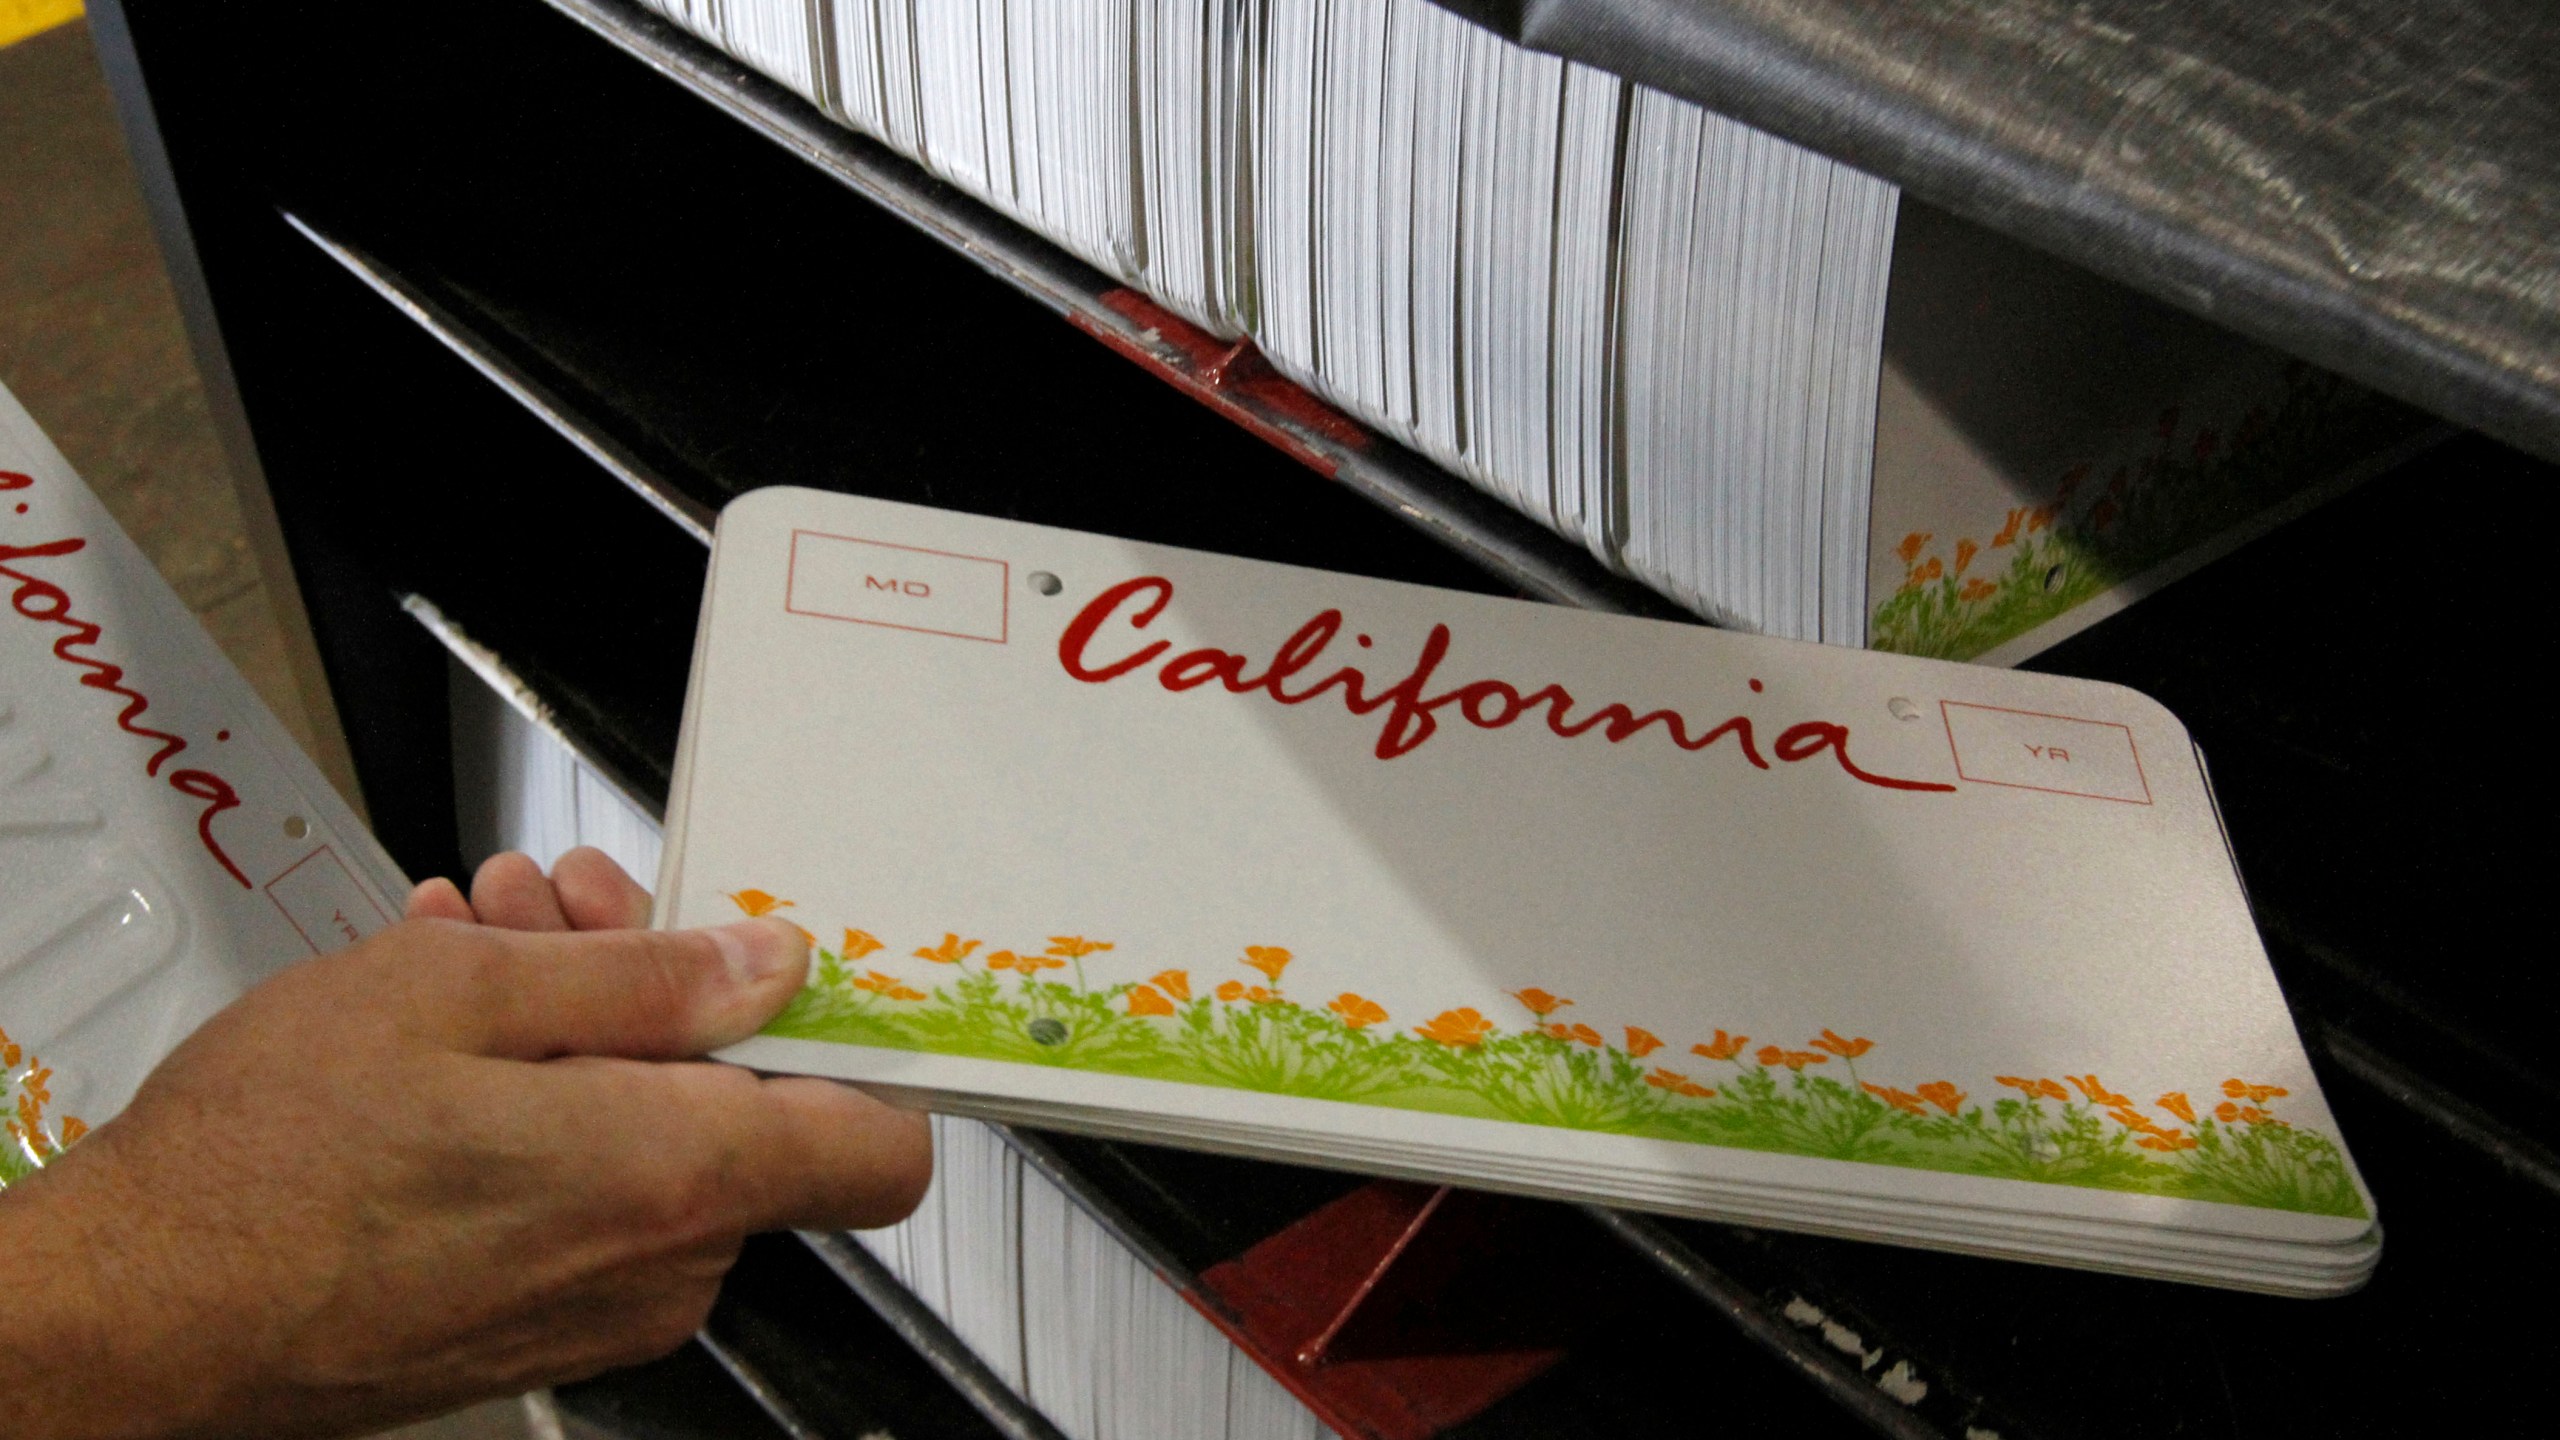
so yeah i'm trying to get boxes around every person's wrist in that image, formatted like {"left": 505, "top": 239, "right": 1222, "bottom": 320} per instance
{"left": 1, "top": 1144, "right": 216, "bottom": 1439}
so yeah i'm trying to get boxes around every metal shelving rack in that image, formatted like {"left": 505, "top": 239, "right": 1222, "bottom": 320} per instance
{"left": 85, "top": 0, "right": 2560, "bottom": 1435}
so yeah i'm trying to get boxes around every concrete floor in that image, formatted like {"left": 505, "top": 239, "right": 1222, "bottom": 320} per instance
{"left": 1, "top": 17, "right": 533, "bottom": 1440}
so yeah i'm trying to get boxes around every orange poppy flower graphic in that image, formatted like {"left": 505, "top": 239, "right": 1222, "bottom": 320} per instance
{"left": 2026, "top": 503, "right": 2058, "bottom": 534}
{"left": 2157, "top": 1092, "right": 2196, "bottom": 1125}
{"left": 1543, "top": 1023, "right": 1605, "bottom": 1047}
{"left": 1959, "top": 578, "right": 1997, "bottom": 603}
{"left": 2216, "top": 1102, "right": 2285, "bottom": 1127}
{"left": 989, "top": 950, "right": 1065, "bottom": 975}
{"left": 1213, "top": 982, "right": 1280, "bottom": 1005}
{"left": 1863, "top": 1083, "right": 1927, "bottom": 1116}
{"left": 2136, "top": 1130, "right": 2200, "bottom": 1153}
{"left": 1991, "top": 508, "right": 2027, "bottom": 547}
{"left": 1047, "top": 936, "right": 1115, "bottom": 960}
{"left": 58, "top": 1116, "right": 86, "bottom": 1146}
{"left": 1127, "top": 985, "right": 1176, "bottom": 1018}
{"left": 851, "top": 970, "right": 900, "bottom": 994}
{"left": 1810, "top": 1029, "right": 1873, "bottom": 1060}
{"left": 2221, "top": 1078, "right": 2290, "bottom": 1104}
{"left": 1896, "top": 531, "right": 1933, "bottom": 566}
{"left": 2107, "top": 1106, "right": 2162, "bottom": 1135}
{"left": 1415, "top": 1008, "right": 1495, "bottom": 1048}
{"left": 2068, "top": 1074, "right": 2132, "bottom": 1109}
{"left": 1996, "top": 1075, "right": 2071, "bottom": 1102}
{"left": 1328, "top": 994, "right": 1388, "bottom": 1030}
{"left": 1955, "top": 539, "right": 1980, "bottom": 576}
{"left": 1150, "top": 970, "right": 1192, "bottom": 1003}
{"left": 1215, "top": 979, "right": 1247, "bottom": 1002}
{"left": 915, "top": 934, "right": 981, "bottom": 965}
{"left": 1509, "top": 987, "right": 1571, "bottom": 1018}
{"left": 1645, "top": 1068, "right": 1716, "bottom": 1099}
{"left": 1915, "top": 1081, "right": 1967, "bottom": 1115}
{"left": 840, "top": 929, "right": 887, "bottom": 960}
{"left": 20, "top": 1067, "right": 51, "bottom": 1107}
{"left": 1692, "top": 1030, "right": 1750, "bottom": 1062}
{"left": 1914, "top": 557, "right": 1945, "bottom": 583}
{"left": 1624, "top": 1027, "right": 1665, "bottom": 1058}
{"left": 726, "top": 889, "right": 793, "bottom": 918}
{"left": 1241, "top": 946, "right": 1293, "bottom": 983}
{"left": 1758, "top": 1046, "right": 1829, "bottom": 1070}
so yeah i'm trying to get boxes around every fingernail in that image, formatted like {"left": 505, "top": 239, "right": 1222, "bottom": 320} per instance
{"left": 708, "top": 918, "right": 806, "bottom": 984}
{"left": 402, "top": 876, "right": 466, "bottom": 921}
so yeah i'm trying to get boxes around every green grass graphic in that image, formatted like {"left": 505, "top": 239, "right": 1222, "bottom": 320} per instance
{"left": 735, "top": 898, "right": 2366, "bottom": 1220}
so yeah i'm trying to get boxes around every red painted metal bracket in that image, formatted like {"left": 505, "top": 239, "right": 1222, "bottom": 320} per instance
{"left": 1196, "top": 1181, "right": 1577, "bottom": 1440}
{"left": 1070, "top": 289, "right": 1372, "bottom": 479}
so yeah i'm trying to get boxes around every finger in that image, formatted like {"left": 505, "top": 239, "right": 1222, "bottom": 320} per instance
{"left": 733, "top": 1077, "right": 935, "bottom": 1231}
{"left": 627, "top": 1067, "right": 933, "bottom": 1234}
{"left": 441, "top": 919, "right": 810, "bottom": 1060}
{"left": 472, "top": 852, "right": 572, "bottom": 932}
{"left": 552, "top": 846, "right": 653, "bottom": 931}
{"left": 404, "top": 877, "right": 475, "bottom": 923}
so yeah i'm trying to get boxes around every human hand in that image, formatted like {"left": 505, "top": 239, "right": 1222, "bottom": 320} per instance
{"left": 0, "top": 848, "right": 931, "bottom": 1440}
{"left": 400, "top": 843, "right": 662, "bottom": 933}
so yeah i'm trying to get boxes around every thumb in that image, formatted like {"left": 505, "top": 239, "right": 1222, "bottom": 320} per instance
{"left": 436, "top": 917, "right": 811, "bottom": 1061}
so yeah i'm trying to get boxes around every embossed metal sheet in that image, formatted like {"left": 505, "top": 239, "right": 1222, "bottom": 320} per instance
{"left": 1439, "top": 0, "right": 2560, "bottom": 462}
{"left": 0, "top": 384, "right": 405, "bottom": 1154}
